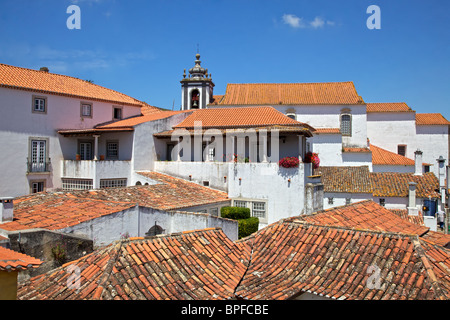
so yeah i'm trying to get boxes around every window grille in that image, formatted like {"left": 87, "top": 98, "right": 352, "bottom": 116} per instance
{"left": 62, "top": 179, "right": 93, "bottom": 191}
{"left": 99, "top": 179, "right": 127, "bottom": 189}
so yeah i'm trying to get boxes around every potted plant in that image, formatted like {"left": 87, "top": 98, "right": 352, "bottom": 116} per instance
{"left": 304, "top": 152, "right": 320, "bottom": 169}
{"left": 278, "top": 157, "right": 300, "bottom": 168}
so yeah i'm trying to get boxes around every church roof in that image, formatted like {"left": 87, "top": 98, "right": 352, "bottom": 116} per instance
{"left": 210, "top": 82, "right": 364, "bottom": 106}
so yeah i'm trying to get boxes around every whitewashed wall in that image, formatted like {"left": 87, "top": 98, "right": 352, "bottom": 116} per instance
{"left": 367, "top": 112, "right": 417, "bottom": 159}
{"left": 0, "top": 87, "right": 142, "bottom": 197}
{"left": 64, "top": 205, "right": 238, "bottom": 247}
{"left": 416, "top": 125, "right": 449, "bottom": 177}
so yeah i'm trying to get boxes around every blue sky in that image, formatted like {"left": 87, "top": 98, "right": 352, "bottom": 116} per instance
{"left": 0, "top": 0, "right": 449, "bottom": 118}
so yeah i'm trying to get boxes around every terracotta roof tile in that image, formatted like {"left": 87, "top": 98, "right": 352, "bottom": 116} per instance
{"left": 416, "top": 113, "right": 450, "bottom": 126}
{"left": 214, "top": 82, "right": 364, "bottom": 106}
{"left": 1, "top": 173, "right": 228, "bottom": 233}
{"left": 0, "top": 63, "right": 147, "bottom": 107}
{"left": 293, "top": 200, "right": 429, "bottom": 236}
{"left": 173, "top": 106, "right": 315, "bottom": 131}
{"left": 371, "top": 144, "right": 415, "bottom": 166}
{"left": 17, "top": 228, "right": 250, "bottom": 300}
{"left": 96, "top": 110, "right": 188, "bottom": 129}
{"left": 236, "top": 219, "right": 447, "bottom": 300}
{"left": 314, "top": 128, "right": 341, "bottom": 134}
{"left": 316, "top": 166, "right": 440, "bottom": 198}
{"left": 366, "top": 102, "right": 414, "bottom": 113}
{"left": 315, "top": 166, "right": 373, "bottom": 193}
{"left": 0, "top": 246, "right": 43, "bottom": 271}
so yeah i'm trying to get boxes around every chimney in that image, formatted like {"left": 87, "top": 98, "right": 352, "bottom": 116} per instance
{"left": 437, "top": 156, "right": 446, "bottom": 187}
{"left": 407, "top": 182, "right": 419, "bottom": 216}
{"left": 39, "top": 67, "right": 49, "bottom": 72}
{"left": 414, "top": 150, "right": 423, "bottom": 176}
{"left": 0, "top": 197, "right": 14, "bottom": 223}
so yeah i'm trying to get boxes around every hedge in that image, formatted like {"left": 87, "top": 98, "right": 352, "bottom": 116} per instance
{"left": 220, "top": 206, "right": 250, "bottom": 220}
{"left": 221, "top": 207, "right": 259, "bottom": 239}
{"left": 238, "top": 217, "right": 259, "bottom": 239}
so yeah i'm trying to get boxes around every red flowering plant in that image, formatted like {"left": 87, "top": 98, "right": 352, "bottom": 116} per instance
{"left": 304, "top": 152, "right": 320, "bottom": 169}
{"left": 278, "top": 157, "right": 300, "bottom": 168}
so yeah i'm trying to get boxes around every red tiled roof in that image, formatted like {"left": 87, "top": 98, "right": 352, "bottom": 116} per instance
{"left": 315, "top": 166, "right": 373, "bottom": 194}
{"left": 421, "top": 231, "right": 450, "bottom": 248}
{"left": 371, "top": 172, "right": 440, "bottom": 198}
{"left": 173, "top": 106, "right": 315, "bottom": 131}
{"left": 314, "top": 128, "right": 341, "bottom": 134}
{"left": 64, "top": 172, "right": 230, "bottom": 211}
{"left": 236, "top": 219, "right": 448, "bottom": 300}
{"left": 416, "top": 113, "right": 450, "bottom": 126}
{"left": 371, "top": 144, "right": 415, "bottom": 166}
{"left": 0, "top": 63, "right": 148, "bottom": 107}
{"left": 0, "top": 246, "right": 43, "bottom": 271}
{"left": 17, "top": 228, "right": 250, "bottom": 300}
{"left": 96, "top": 110, "right": 188, "bottom": 129}
{"left": 366, "top": 102, "right": 414, "bottom": 113}
{"left": 0, "top": 194, "right": 135, "bottom": 232}
{"left": 342, "top": 147, "right": 372, "bottom": 153}
{"left": 0, "top": 172, "right": 229, "bottom": 233}
{"left": 213, "top": 82, "right": 364, "bottom": 105}
{"left": 316, "top": 166, "right": 440, "bottom": 198}
{"left": 389, "top": 209, "right": 425, "bottom": 226}
{"left": 295, "top": 200, "right": 429, "bottom": 236}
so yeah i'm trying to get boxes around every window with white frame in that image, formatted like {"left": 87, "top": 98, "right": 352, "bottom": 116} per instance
{"left": 397, "top": 145, "right": 407, "bottom": 157}
{"left": 29, "top": 139, "right": 48, "bottom": 173}
{"left": 232, "top": 199, "right": 267, "bottom": 220}
{"left": 99, "top": 179, "right": 127, "bottom": 189}
{"left": 81, "top": 103, "right": 92, "bottom": 118}
{"left": 106, "top": 141, "right": 119, "bottom": 160}
{"left": 33, "top": 96, "right": 47, "bottom": 113}
{"left": 62, "top": 179, "right": 93, "bottom": 191}
{"left": 328, "top": 197, "right": 334, "bottom": 205}
{"left": 252, "top": 202, "right": 266, "bottom": 219}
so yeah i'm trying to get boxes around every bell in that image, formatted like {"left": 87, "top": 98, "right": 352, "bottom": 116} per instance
{"left": 192, "top": 100, "right": 199, "bottom": 108}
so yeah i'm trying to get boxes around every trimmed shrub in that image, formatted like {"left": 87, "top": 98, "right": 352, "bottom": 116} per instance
{"left": 238, "top": 217, "right": 259, "bottom": 239}
{"left": 220, "top": 207, "right": 259, "bottom": 239}
{"left": 220, "top": 206, "right": 250, "bottom": 220}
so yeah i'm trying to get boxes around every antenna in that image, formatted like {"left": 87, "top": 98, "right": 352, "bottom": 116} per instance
{"left": 197, "top": 43, "right": 199, "bottom": 54}
{"left": 172, "top": 99, "right": 175, "bottom": 111}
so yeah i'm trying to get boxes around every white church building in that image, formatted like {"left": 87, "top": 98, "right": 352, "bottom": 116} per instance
{"left": 0, "top": 53, "right": 449, "bottom": 230}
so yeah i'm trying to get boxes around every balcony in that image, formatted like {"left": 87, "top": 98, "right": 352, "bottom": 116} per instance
{"left": 61, "top": 159, "right": 131, "bottom": 189}
{"left": 27, "top": 158, "right": 51, "bottom": 174}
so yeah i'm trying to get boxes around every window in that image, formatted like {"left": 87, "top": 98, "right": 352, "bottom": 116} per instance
{"left": 146, "top": 224, "right": 164, "bottom": 237}
{"left": 32, "top": 96, "right": 47, "bottom": 113}
{"left": 234, "top": 200, "right": 247, "bottom": 208}
{"left": 210, "top": 207, "right": 219, "bottom": 216}
{"left": 397, "top": 145, "right": 407, "bottom": 157}
{"left": 79, "top": 141, "right": 93, "bottom": 160}
{"left": 31, "top": 181, "right": 45, "bottom": 194}
{"left": 252, "top": 202, "right": 266, "bottom": 219}
{"left": 340, "top": 114, "right": 352, "bottom": 136}
{"left": 328, "top": 197, "right": 334, "bottom": 205}
{"left": 424, "top": 165, "right": 430, "bottom": 173}
{"left": 106, "top": 141, "right": 119, "bottom": 160}
{"left": 286, "top": 113, "right": 296, "bottom": 120}
{"left": 233, "top": 199, "right": 267, "bottom": 221}
{"left": 81, "top": 103, "right": 92, "bottom": 118}
{"left": 379, "top": 198, "right": 386, "bottom": 207}
{"left": 100, "top": 179, "right": 127, "bottom": 188}
{"left": 113, "top": 107, "right": 122, "bottom": 120}
{"left": 345, "top": 198, "right": 351, "bottom": 205}
{"left": 190, "top": 89, "right": 200, "bottom": 109}
{"left": 62, "top": 179, "right": 93, "bottom": 191}
{"left": 29, "top": 139, "right": 48, "bottom": 172}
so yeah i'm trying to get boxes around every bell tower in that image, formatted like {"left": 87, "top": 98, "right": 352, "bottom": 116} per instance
{"left": 181, "top": 53, "right": 215, "bottom": 110}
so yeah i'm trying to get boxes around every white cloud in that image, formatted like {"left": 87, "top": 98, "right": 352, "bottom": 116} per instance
{"left": 310, "top": 17, "right": 325, "bottom": 29}
{"left": 282, "top": 14, "right": 304, "bottom": 28}
{"left": 282, "top": 14, "right": 335, "bottom": 30}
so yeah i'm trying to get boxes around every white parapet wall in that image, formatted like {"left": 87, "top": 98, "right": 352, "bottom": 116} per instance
{"left": 155, "top": 161, "right": 323, "bottom": 227}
